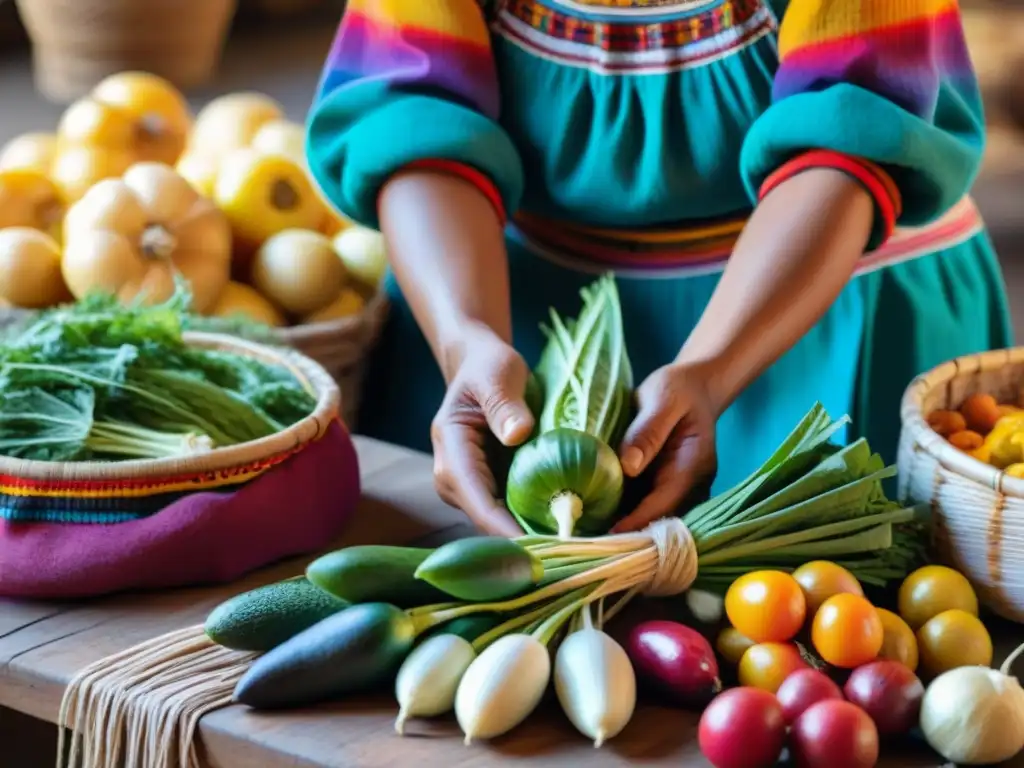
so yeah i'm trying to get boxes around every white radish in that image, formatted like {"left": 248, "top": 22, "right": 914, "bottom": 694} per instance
{"left": 455, "top": 634, "right": 551, "bottom": 744}
{"left": 394, "top": 634, "right": 476, "bottom": 735}
{"left": 554, "top": 627, "right": 636, "bottom": 747}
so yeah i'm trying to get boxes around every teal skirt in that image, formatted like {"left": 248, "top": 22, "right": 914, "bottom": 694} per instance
{"left": 357, "top": 231, "right": 1012, "bottom": 494}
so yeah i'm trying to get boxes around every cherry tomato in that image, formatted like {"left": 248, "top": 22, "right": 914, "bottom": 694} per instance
{"left": 698, "top": 688, "right": 787, "bottom": 768}
{"left": 792, "top": 561, "right": 864, "bottom": 618}
{"left": 716, "top": 627, "right": 755, "bottom": 666}
{"left": 738, "top": 642, "right": 810, "bottom": 694}
{"left": 897, "top": 565, "right": 979, "bottom": 630}
{"left": 775, "top": 669, "right": 844, "bottom": 724}
{"left": 876, "top": 608, "right": 919, "bottom": 672}
{"left": 916, "top": 608, "right": 993, "bottom": 677}
{"left": 725, "top": 571, "right": 806, "bottom": 643}
{"left": 790, "top": 700, "right": 880, "bottom": 768}
{"left": 811, "top": 594, "right": 883, "bottom": 669}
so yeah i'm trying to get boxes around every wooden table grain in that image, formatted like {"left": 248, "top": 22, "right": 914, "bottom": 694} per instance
{"left": 0, "top": 436, "right": 1021, "bottom": 767}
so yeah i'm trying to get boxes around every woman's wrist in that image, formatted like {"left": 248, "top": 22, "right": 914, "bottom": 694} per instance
{"left": 438, "top": 320, "right": 510, "bottom": 383}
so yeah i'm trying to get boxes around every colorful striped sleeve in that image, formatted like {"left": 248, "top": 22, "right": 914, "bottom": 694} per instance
{"left": 739, "top": 0, "right": 985, "bottom": 242}
{"left": 305, "top": 0, "right": 524, "bottom": 230}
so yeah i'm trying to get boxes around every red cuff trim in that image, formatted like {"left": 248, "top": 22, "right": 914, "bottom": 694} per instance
{"left": 401, "top": 159, "right": 506, "bottom": 224}
{"left": 759, "top": 150, "right": 902, "bottom": 246}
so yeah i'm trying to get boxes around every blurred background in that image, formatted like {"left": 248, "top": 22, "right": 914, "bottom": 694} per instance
{"left": 0, "top": 0, "right": 1021, "bottom": 334}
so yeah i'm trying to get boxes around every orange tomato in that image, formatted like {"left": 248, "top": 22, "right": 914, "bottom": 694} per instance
{"left": 792, "top": 561, "right": 864, "bottom": 618}
{"left": 724, "top": 571, "right": 806, "bottom": 643}
{"left": 738, "top": 642, "right": 811, "bottom": 694}
{"left": 811, "top": 594, "right": 884, "bottom": 669}
{"left": 716, "top": 627, "right": 756, "bottom": 666}
{"left": 876, "top": 608, "right": 919, "bottom": 672}
{"left": 897, "top": 565, "right": 979, "bottom": 630}
{"left": 917, "top": 609, "right": 993, "bottom": 677}
{"left": 960, "top": 393, "right": 1001, "bottom": 434}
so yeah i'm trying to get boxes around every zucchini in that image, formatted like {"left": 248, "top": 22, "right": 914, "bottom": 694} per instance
{"left": 414, "top": 537, "right": 543, "bottom": 601}
{"left": 306, "top": 545, "right": 448, "bottom": 607}
{"left": 506, "top": 275, "right": 633, "bottom": 538}
{"left": 205, "top": 576, "right": 348, "bottom": 652}
{"left": 233, "top": 602, "right": 415, "bottom": 709}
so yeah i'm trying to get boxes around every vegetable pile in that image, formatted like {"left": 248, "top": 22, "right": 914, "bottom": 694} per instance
{"left": 928, "top": 392, "right": 1024, "bottom": 475}
{"left": 0, "top": 288, "right": 316, "bottom": 461}
{"left": 0, "top": 72, "right": 386, "bottom": 329}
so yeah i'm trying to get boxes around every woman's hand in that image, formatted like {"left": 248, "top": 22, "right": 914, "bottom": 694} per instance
{"left": 611, "top": 362, "right": 720, "bottom": 532}
{"left": 431, "top": 329, "right": 535, "bottom": 537}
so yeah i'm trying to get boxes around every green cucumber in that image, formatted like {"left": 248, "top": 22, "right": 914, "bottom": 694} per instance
{"left": 423, "top": 614, "right": 501, "bottom": 643}
{"left": 414, "top": 537, "right": 543, "bottom": 601}
{"left": 204, "top": 577, "right": 348, "bottom": 652}
{"left": 306, "top": 545, "right": 448, "bottom": 607}
{"left": 233, "top": 602, "right": 415, "bottom": 709}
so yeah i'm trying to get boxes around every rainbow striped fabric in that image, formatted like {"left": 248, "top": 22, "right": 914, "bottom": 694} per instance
{"left": 317, "top": 0, "right": 500, "bottom": 119}
{"left": 774, "top": 0, "right": 973, "bottom": 117}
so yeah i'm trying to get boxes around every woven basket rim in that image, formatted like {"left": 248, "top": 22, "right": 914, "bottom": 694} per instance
{"left": 0, "top": 331, "right": 341, "bottom": 481}
{"left": 276, "top": 290, "right": 388, "bottom": 344}
{"left": 901, "top": 346, "right": 1024, "bottom": 497}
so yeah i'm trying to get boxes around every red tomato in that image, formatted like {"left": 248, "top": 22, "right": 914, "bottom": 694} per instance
{"left": 698, "top": 687, "right": 787, "bottom": 768}
{"left": 790, "top": 700, "right": 880, "bottom": 768}
{"left": 843, "top": 660, "right": 925, "bottom": 736}
{"left": 811, "top": 594, "right": 884, "bottom": 668}
{"left": 724, "top": 571, "right": 806, "bottom": 643}
{"left": 775, "top": 668, "right": 844, "bottom": 724}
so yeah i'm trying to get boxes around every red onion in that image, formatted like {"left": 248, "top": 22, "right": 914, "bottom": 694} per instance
{"left": 626, "top": 620, "right": 721, "bottom": 707}
{"left": 843, "top": 660, "right": 925, "bottom": 736}
{"left": 698, "top": 687, "right": 787, "bottom": 768}
{"left": 776, "top": 668, "right": 844, "bottom": 724}
{"left": 790, "top": 700, "right": 880, "bottom": 768}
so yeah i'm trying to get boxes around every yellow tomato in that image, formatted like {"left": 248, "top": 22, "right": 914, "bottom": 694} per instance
{"left": 811, "top": 594, "right": 884, "bottom": 669}
{"left": 304, "top": 288, "right": 366, "bottom": 324}
{"left": 898, "top": 565, "right": 979, "bottom": 630}
{"left": 213, "top": 149, "right": 325, "bottom": 249}
{"left": 917, "top": 609, "right": 993, "bottom": 677}
{"left": 876, "top": 608, "right": 919, "bottom": 672}
{"left": 724, "top": 571, "right": 807, "bottom": 643}
{"left": 738, "top": 642, "right": 810, "bottom": 694}
{"left": 715, "top": 627, "right": 756, "bottom": 666}
{"left": 91, "top": 72, "right": 192, "bottom": 164}
{"left": 51, "top": 146, "right": 135, "bottom": 204}
{"left": 0, "top": 132, "right": 57, "bottom": 175}
{"left": 208, "top": 281, "right": 286, "bottom": 327}
{"left": 792, "top": 561, "right": 864, "bottom": 618}
{"left": 0, "top": 169, "right": 65, "bottom": 237}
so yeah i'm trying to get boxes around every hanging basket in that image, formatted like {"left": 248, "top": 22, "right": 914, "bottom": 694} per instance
{"left": 13, "top": 0, "right": 237, "bottom": 103}
{"left": 898, "top": 347, "right": 1024, "bottom": 623}
{"left": 0, "top": 331, "right": 361, "bottom": 600}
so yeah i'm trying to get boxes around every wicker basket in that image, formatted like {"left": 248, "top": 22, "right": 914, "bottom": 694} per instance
{"left": 898, "top": 348, "right": 1024, "bottom": 623}
{"left": 276, "top": 291, "right": 389, "bottom": 428}
{"left": 13, "top": 0, "right": 237, "bottom": 103}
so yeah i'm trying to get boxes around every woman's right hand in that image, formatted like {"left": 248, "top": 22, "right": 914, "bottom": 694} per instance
{"left": 431, "top": 329, "right": 534, "bottom": 537}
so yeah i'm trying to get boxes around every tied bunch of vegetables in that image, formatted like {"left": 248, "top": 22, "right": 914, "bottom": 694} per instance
{"left": 0, "top": 287, "right": 316, "bottom": 462}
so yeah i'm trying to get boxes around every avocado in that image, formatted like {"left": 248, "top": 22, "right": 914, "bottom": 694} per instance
{"left": 205, "top": 577, "right": 349, "bottom": 652}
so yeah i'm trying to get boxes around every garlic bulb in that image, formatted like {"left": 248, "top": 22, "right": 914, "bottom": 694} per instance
{"left": 554, "top": 627, "right": 636, "bottom": 747}
{"left": 395, "top": 634, "right": 476, "bottom": 735}
{"left": 455, "top": 634, "right": 551, "bottom": 744}
{"left": 686, "top": 589, "right": 724, "bottom": 625}
{"left": 920, "top": 665, "right": 1024, "bottom": 765}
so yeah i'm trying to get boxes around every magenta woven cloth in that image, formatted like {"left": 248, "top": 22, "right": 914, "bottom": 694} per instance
{"left": 0, "top": 423, "right": 360, "bottom": 600}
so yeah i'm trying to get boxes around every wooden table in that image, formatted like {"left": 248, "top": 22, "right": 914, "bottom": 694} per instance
{"left": 0, "top": 436, "right": 1021, "bottom": 767}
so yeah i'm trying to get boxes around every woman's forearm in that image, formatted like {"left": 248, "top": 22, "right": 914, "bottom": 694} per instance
{"left": 378, "top": 170, "right": 512, "bottom": 381}
{"left": 678, "top": 168, "right": 875, "bottom": 413}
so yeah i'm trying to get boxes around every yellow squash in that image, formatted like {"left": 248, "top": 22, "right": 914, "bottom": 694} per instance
{"left": 62, "top": 162, "right": 232, "bottom": 312}
{"left": 0, "top": 132, "right": 57, "bottom": 175}
{"left": 57, "top": 72, "right": 192, "bottom": 166}
{"left": 0, "top": 169, "right": 65, "bottom": 238}
{"left": 208, "top": 281, "right": 286, "bottom": 327}
{"left": 0, "top": 227, "right": 70, "bottom": 309}
{"left": 50, "top": 145, "right": 135, "bottom": 204}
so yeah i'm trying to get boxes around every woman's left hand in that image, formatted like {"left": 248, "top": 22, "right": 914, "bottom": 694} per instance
{"left": 610, "top": 361, "right": 720, "bottom": 533}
